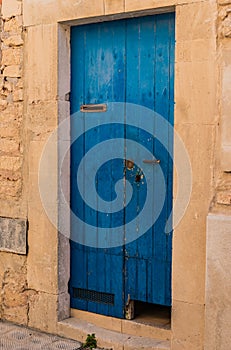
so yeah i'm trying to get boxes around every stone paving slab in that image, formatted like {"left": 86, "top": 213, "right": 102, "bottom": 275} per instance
{"left": 0, "top": 321, "right": 107, "bottom": 350}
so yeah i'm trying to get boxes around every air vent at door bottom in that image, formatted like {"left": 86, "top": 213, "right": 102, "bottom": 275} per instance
{"left": 73, "top": 288, "right": 115, "bottom": 305}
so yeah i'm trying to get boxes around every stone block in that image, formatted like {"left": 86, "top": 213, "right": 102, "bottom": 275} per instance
{"left": 71, "top": 308, "right": 122, "bottom": 333}
{"left": 28, "top": 140, "right": 47, "bottom": 175}
{"left": 0, "top": 177, "right": 22, "bottom": 200}
{"left": 176, "top": 1, "right": 216, "bottom": 42}
{"left": 58, "top": 101, "right": 70, "bottom": 141}
{"left": 125, "top": 0, "right": 208, "bottom": 13}
{"left": 220, "top": 60, "right": 231, "bottom": 171}
{"left": 3, "top": 81, "right": 13, "bottom": 93}
{"left": 0, "top": 99, "right": 8, "bottom": 112}
{"left": 13, "top": 88, "right": 23, "bottom": 102}
{"left": 3, "top": 35, "right": 23, "bottom": 47}
{"left": 3, "top": 262, "right": 28, "bottom": 309}
{"left": 58, "top": 233, "right": 70, "bottom": 294}
{"left": 221, "top": 145, "right": 231, "bottom": 171}
{"left": 205, "top": 214, "right": 231, "bottom": 350}
{"left": 26, "top": 101, "right": 57, "bottom": 139}
{"left": 27, "top": 202, "right": 58, "bottom": 293}
{"left": 3, "top": 65, "right": 21, "bottom": 78}
{"left": 23, "top": 0, "right": 104, "bottom": 26}
{"left": 58, "top": 25, "right": 70, "bottom": 101}
{"left": 3, "top": 305, "right": 28, "bottom": 325}
{"left": 125, "top": 0, "right": 174, "bottom": 12}
{"left": 0, "top": 102, "right": 23, "bottom": 124}
{"left": 28, "top": 292, "right": 58, "bottom": 333}
{"left": 174, "top": 124, "right": 216, "bottom": 201}
{"left": 1, "top": 48, "right": 22, "bottom": 66}
{"left": 219, "top": 0, "right": 231, "bottom": 4}
{"left": 2, "top": 0, "right": 22, "bottom": 19}
{"left": 172, "top": 301, "right": 204, "bottom": 350}
{"left": 176, "top": 39, "right": 216, "bottom": 63}
{"left": 217, "top": 191, "right": 231, "bottom": 205}
{"left": 58, "top": 140, "right": 70, "bottom": 202}
{"left": 124, "top": 337, "right": 170, "bottom": 350}
{"left": 175, "top": 61, "right": 216, "bottom": 125}
{"left": 25, "top": 24, "right": 58, "bottom": 102}
{"left": 105, "top": 0, "right": 124, "bottom": 15}
{"left": 122, "top": 319, "right": 170, "bottom": 341}
{"left": 219, "top": 11, "right": 231, "bottom": 38}
{"left": 58, "top": 292, "right": 70, "bottom": 321}
{"left": 0, "top": 217, "right": 27, "bottom": 254}
{"left": 172, "top": 200, "right": 207, "bottom": 304}
{"left": 30, "top": 138, "right": 58, "bottom": 222}
{"left": 0, "top": 125, "right": 20, "bottom": 139}
{"left": 4, "top": 16, "right": 23, "bottom": 32}
{"left": 0, "top": 199, "right": 27, "bottom": 222}
{"left": 0, "top": 156, "right": 22, "bottom": 172}
{"left": 0, "top": 138, "right": 20, "bottom": 153}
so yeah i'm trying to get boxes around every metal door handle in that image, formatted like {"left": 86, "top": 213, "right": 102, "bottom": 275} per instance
{"left": 143, "top": 159, "right": 160, "bottom": 164}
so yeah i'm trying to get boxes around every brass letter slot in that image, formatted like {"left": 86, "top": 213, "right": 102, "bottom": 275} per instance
{"left": 80, "top": 104, "right": 107, "bottom": 113}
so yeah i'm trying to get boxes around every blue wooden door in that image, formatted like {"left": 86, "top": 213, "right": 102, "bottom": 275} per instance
{"left": 70, "top": 14, "right": 175, "bottom": 318}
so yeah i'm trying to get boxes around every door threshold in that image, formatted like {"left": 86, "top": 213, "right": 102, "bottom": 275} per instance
{"left": 58, "top": 317, "right": 170, "bottom": 350}
{"left": 70, "top": 308, "right": 171, "bottom": 341}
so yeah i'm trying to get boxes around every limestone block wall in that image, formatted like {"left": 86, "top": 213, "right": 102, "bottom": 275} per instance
{"left": 0, "top": 0, "right": 30, "bottom": 326}
{"left": 0, "top": 0, "right": 24, "bottom": 206}
{"left": 216, "top": 0, "right": 231, "bottom": 198}
{"left": 204, "top": 1, "right": 231, "bottom": 349}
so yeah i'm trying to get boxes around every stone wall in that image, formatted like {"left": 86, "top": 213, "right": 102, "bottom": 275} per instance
{"left": 0, "top": 0, "right": 29, "bottom": 326}
{"left": 0, "top": 0, "right": 24, "bottom": 207}
{"left": 204, "top": 1, "right": 231, "bottom": 349}
{"left": 215, "top": 0, "right": 231, "bottom": 207}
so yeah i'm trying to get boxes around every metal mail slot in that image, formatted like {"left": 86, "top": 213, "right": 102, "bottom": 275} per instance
{"left": 80, "top": 104, "right": 107, "bottom": 113}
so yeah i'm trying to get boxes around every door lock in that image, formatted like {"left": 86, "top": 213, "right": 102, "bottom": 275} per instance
{"left": 125, "top": 159, "right": 134, "bottom": 170}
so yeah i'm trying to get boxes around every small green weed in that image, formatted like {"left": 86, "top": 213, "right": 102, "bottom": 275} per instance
{"left": 83, "top": 333, "right": 97, "bottom": 349}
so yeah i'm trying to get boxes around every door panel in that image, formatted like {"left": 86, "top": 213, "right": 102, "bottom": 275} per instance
{"left": 124, "top": 15, "right": 174, "bottom": 307}
{"left": 70, "top": 20, "right": 126, "bottom": 318}
{"left": 70, "top": 13, "right": 175, "bottom": 318}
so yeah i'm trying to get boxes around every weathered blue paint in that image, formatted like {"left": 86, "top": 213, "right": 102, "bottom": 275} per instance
{"left": 70, "top": 13, "right": 175, "bottom": 318}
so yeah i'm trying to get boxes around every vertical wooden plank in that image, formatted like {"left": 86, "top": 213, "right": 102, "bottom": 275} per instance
{"left": 152, "top": 14, "right": 173, "bottom": 305}
{"left": 153, "top": 14, "right": 170, "bottom": 263}
{"left": 84, "top": 24, "right": 99, "bottom": 314}
{"left": 125, "top": 18, "right": 140, "bottom": 264}
{"left": 165, "top": 13, "right": 175, "bottom": 303}
{"left": 136, "top": 17, "right": 155, "bottom": 264}
{"left": 70, "top": 26, "right": 88, "bottom": 311}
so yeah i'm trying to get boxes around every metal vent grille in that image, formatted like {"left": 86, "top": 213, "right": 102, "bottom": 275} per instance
{"left": 73, "top": 288, "right": 115, "bottom": 305}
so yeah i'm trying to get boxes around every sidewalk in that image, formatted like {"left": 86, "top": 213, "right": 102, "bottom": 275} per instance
{"left": 0, "top": 320, "right": 106, "bottom": 350}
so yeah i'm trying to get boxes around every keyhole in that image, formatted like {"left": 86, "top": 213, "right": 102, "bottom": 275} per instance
{"left": 125, "top": 159, "right": 134, "bottom": 170}
{"left": 135, "top": 174, "right": 141, "bottom": 183}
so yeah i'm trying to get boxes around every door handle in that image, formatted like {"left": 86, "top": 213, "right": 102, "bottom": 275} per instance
{"left": 143, "top": 159, "right": 160, "bottom": 164}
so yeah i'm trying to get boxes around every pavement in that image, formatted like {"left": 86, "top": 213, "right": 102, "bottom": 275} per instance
{"left": 0, "top": 320, "right": 106, "bottom": 350}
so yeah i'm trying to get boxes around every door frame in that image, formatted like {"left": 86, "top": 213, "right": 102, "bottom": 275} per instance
{"left": 57, "top": 7, "right": 176, "bottom": 322}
